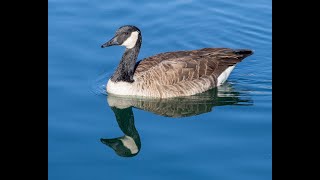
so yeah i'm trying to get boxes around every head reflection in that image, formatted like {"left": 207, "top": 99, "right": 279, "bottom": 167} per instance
{"left": 101, "top": 83, "right": 252, "bottom": 157}
{"left": 101, "top": 107, "right": 141, "bottom": 157}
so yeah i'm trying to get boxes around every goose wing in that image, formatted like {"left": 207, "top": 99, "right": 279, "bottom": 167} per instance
{"left": 135, "top": 48, "right": 249, "bottom": 83}
{"left": 133, "top": 48, "right": 252, "bottom": 97}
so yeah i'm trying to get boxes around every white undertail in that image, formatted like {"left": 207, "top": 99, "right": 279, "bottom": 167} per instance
{"left": 217, "top": 65, "right": 235, "bottom": 86}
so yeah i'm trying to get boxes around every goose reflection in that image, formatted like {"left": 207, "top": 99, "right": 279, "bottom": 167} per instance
{"left": 101, "top": 83, "right": 252, "bottom": 157}
{"left": 101, "top": 106, "right": 140, "bottom": 157}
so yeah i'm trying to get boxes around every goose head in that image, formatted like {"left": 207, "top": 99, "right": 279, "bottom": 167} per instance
{"left": 101, "top": 25, "right": 141, "bottom": 49}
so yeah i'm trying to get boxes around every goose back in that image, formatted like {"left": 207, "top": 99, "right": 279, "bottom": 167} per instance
{"left": 129, "top": 48, "right": 251, "bottom": 98}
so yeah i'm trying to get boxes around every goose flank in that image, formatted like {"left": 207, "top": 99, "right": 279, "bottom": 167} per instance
{"left": 101, "top": 25, "right": 253, "bottom": 98}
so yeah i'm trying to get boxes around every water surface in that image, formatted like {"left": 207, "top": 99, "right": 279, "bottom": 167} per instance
{"left": 49, "top": 0, "right": 272, "bottom": 179}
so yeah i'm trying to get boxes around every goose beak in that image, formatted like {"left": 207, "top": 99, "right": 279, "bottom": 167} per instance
{"left": 101, "top": 36, "right": 119, "bottom": 48}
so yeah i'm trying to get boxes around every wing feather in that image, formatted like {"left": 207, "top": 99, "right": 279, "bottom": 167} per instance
{"left": 132, "top": 48, "right": 252, "bottom": 98}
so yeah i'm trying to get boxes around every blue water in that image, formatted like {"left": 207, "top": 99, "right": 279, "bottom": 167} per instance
{"left": 49, "top": 0, "right": 271, "bottom": 179}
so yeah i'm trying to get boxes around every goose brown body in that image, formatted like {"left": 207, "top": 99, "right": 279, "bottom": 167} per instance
{"left": 102, "top": 25, "right": 253, "bottom": 98}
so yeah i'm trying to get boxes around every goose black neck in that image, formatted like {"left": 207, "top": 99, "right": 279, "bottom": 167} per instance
{"left": 111, "top": 35, "right": 142, "bottom": 82}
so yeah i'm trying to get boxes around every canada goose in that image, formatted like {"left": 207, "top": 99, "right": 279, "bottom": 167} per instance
{"left": 101, "top": 25, "right": 253, "bottom": 98}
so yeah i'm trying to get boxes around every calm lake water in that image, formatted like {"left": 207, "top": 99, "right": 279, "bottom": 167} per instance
{"left": 48, "top": 0, "right": 272, "bottom": 179}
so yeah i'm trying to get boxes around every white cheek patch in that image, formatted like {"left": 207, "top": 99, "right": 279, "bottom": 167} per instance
{"left": 121, "top": 31, "right": 139, "bottom": 49}
{"left": 120, "top": 135, "right": 138, "bottom": 154}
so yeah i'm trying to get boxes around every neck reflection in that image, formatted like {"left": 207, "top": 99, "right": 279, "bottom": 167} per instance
{"left": 101, "top": 83, "right": 252, "bottom": 157}
{"left": 101, "top": 106, "right": 141, "bottom": 157}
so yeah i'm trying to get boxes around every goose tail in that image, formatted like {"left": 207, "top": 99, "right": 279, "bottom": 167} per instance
{"left": 233, "top": 49, "right": 254, "bottom": 59}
